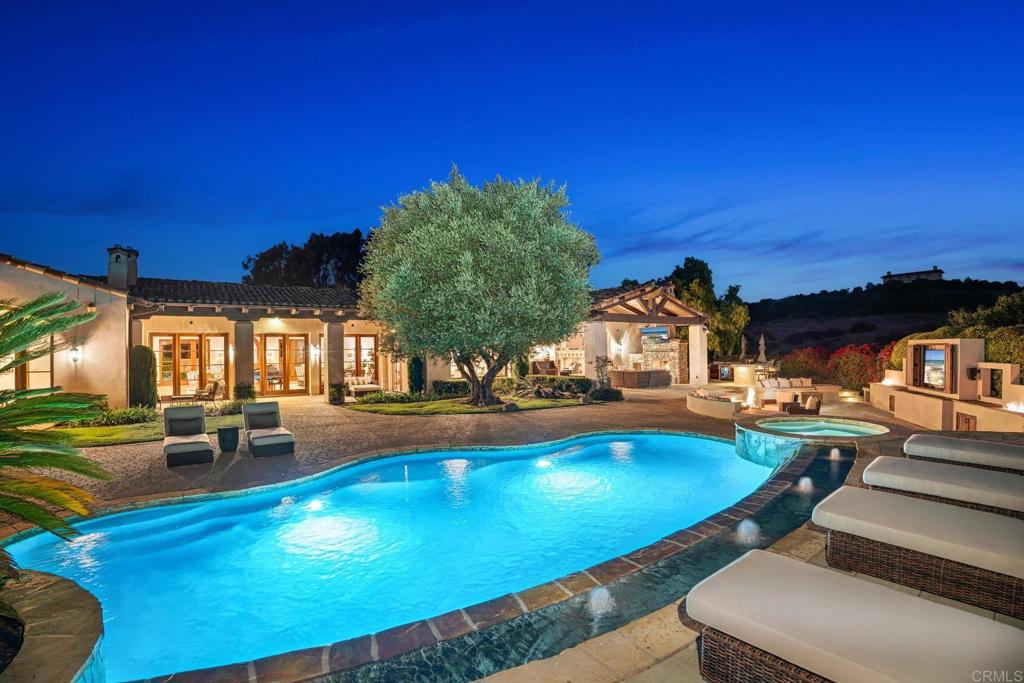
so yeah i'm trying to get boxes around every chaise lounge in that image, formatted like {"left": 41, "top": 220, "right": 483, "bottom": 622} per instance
{"left": 685, "top": 549, "right": 1024, "bottom": 683}
{"left": 242, "top": 401, "right": 295, "bottom": 457}
{"left": 863, "top": 455, "right": 1024, "bottom": 518}
{"left": 903, "top": 433, "right": 1024, "bottom": 473}
{"left": 812, "top": 486, "right": 1024, "bottom": 618}
{"left": 162, "top": 405, "right": 214, "bottom": 467}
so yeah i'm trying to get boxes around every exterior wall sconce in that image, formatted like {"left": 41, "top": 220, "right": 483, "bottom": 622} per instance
{"left": 85, "top": 302, "right": 97, "bottom": 313}
{"left": 311, "top": 344, "right": 321, "bottom": 361}
{"left": 70, "top": 347, "right": 81, "bottom": 363}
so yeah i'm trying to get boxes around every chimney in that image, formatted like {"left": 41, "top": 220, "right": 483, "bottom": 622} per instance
{"left": 106, "top": 245, "right": 139, "bottom": 290}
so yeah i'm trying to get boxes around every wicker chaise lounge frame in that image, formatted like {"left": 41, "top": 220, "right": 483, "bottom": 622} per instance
{"left": 865, "top": 484, "right": 1024, "bottom": 520}
{"left": 825, "top": 530, "right": 1023, "bottom": 620}
{"left": 695, "top": 626, "right": 832, "bottom": 683}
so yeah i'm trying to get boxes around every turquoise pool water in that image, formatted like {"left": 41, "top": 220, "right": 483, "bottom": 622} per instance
{"left": 757, "top": 418, "right": 889, "bottom": 437}
{"left": 7, "top": 432, "right": 771, "bottom": 682}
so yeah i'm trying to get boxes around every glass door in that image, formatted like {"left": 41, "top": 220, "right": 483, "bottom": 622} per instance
{"left": 177, "top": 336, "right": 202, "bottom": 396}
{"left": 153, "top": 335, "right": 176, "bottom": 397}
{"left": 204, "top": 335, "right": 227, "bottom": 397}
{"left": 287, "top": 336, "right": 307, "bottom": 392}
{"left": 263, "top": 335, "right": 285, "bottom": 394}
{"left": 343, "top": 335, "right": 378, "bottom": 382}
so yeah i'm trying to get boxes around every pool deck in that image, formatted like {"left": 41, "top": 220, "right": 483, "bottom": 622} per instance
{"left": 8, "top": 388, "right": 1021, "bottom": 682}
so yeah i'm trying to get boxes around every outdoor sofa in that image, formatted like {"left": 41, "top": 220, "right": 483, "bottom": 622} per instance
{"left": 242, "top": 401, "right": 295, "bottom": 457}
{"left": 161, "top": 405, "right": 214, "bottom": 467}
{"left": 756, "top": 377, "right": 840, "bottom": 404}
{"left": 684, "top": 549, "right": 1024, "bottom": 683}
{"left": 812, "top": 486, "right": 1024, "bottom": 619}
{"left": 903, "top": 433, "right": 1024, "bottom": 473}
{"left": 610, "top": 369, "right": 672, "bottom": 388}
{"left": 346, "top": 375, "right": 382, "bottom": 397}
{"left": 864, "top": 455, "right": 1024, "bottom": 518}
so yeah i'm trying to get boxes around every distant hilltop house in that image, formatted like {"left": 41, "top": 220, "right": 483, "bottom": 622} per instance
{"left": 881, "top": 266, "right": 944, "bottom": 284}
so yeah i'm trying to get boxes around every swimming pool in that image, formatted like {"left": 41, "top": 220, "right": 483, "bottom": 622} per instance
{"left": 755, "top": 417, "right": 889, "bottom": 438}
{"left": 6, "top": 432, "right": 773, "bottom": 682}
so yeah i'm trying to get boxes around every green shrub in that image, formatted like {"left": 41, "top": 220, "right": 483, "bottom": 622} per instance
{"left": 234, "top": 383, "right": 257, "bottom": 400}
{"left": 210, "top": 399, "right": 248, "bottom": 416}
{"left": 779, "top": 347, "right": 829, "bottom": 381}
{"left": 590, "top": 386, "right": 624, "bottom": 401}
{"left": 512, "top": 355, "right": 530, "bottom": 378}
{"left": 407, "top": 357, "right": 426, "bottom": 393}
{"left": 356, "top": 391, "right": 442, "bottom": 404}
{"left": 128, "top": 345, "right": 158, "bottom": 408}
{"left": 431, "top": 379, "right": 471, "bottom": 397}
{"left": 525, "top": 374, "right": 593, "bottom": 394}
{"left": 985, "top": 325, "right": 1024, "bottom": 367}
{"left": 328, "top": 382, "right": 347, "bottom": 404}
{"left": 79, "top": 405, "right": 159, "bottom": 426}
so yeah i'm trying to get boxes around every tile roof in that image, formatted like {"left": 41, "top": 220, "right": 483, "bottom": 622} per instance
{"left": 82, "top": 276, "right": 359, "bottom": 309}
{"left": 0, "top": 253, "right": 125, "bottom": 295}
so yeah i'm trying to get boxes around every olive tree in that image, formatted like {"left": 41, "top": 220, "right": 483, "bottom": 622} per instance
{"left": 360, "top": 168, "right": 600, "bottom": 405}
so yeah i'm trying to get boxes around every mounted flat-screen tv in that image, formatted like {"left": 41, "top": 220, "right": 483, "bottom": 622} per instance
{"left": 922, "top": 347, "right": 946, "bottom": 390}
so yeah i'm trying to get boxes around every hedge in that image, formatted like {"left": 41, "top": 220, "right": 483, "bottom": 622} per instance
{"left": 432, "top": 374, "right": 593, "bottom": 397}
{"left": 128, "top": 345, "right": 158, "bottom": 408}
{"left": 431, "top": 379, "right": 471, "bottom": 397}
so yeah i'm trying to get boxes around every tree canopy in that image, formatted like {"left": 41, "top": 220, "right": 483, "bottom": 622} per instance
{"left": 668, "top": 257, "right": 749, "bottom": 356}
{"left": 242, "top": 230, "right": 366, "bottom": 288}
{"left": 359, "top": 168, "right": 600, "bottom": 405}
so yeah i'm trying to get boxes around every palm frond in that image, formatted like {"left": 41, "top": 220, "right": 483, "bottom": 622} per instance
{"left": 0, "top": 494, "right": 76, "bottom": 539}
{"left": 0, "top": 291, "right": 96, "bottom": 367}
{"left": 0, "top": 391, "right": 106, "bottom": 429}
{"left": 0, "top": 447, "right": 112, "bottom": 480}
{"left": 0, "top": 474, "right": 96, "bottom": 516}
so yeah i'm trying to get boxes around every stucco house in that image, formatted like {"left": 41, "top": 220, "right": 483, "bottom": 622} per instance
{"left": 0, "top": 246, "right": 708, "bottom": 407}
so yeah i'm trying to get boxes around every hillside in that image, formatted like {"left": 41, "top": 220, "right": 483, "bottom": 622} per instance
{"left": 747, "top": 278, "right": 1021, "bottom": 355}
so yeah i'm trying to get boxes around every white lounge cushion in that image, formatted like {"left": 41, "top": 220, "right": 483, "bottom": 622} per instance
{"left": 777, "top": 389, "right": 796, "bottom": 404}
{"left": 778, "top": 378, "right": 791, "bottom": 387}
{"left": 686, "top": 549, "right": 1024, "bottom": 683}
{"left": 812, "top": 486, "right": 1024, "bottom": 579}
{"left": 904, "top": 434, "right": 1024, "bottom": 472}
{"left": 864, "top": 456, "right": 1024, "bottom": 512}
{"left": 247, "top": 426, "right": 294, "bottom": 446}
{"left": 162, "top": 433, "right": 212, "bottom": 455}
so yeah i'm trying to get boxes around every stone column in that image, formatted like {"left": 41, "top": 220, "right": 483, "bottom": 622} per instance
{"left": 233, "top": 320, "right": 254, "bottom": 398}
{"left": 687, "top": 323, "right": 708, "bottom": 387}
{"left": 582, "top": 321, "right": 608, "bottom": 380}
{"left": 325, "top": 322, "right": 345, "bottom": 401}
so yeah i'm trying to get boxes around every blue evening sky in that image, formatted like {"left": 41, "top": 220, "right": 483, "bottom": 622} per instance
{"left": 1, "top": 2, "right": 1021, "bottom": 300}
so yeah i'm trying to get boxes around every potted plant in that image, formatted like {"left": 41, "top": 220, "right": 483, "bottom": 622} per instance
{"left": 328, "top": 382, "right": 347, "bottom": 405}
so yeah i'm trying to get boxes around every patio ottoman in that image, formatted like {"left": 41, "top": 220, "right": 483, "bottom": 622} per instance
{"left": 903, "top": 433, "right": 1024, "bottom": 473}
{"left": 812, "top": 486, "right": 1024, "bottom": 618}
{"left": 685, "top": 549, "right": 1024, "bottom": 683}
{"left": 863, "top": 455, "right": 1024, "bottom": 518}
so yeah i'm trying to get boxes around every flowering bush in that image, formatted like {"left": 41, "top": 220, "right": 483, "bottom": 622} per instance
{"left": 826, "top": 344, "right": 879, "bottom": 390}
{"left": 779, "top": 347, "right": 829, "bottom": 381}
{"left": 876, "top": 340, "right": 898, "bottom": 380}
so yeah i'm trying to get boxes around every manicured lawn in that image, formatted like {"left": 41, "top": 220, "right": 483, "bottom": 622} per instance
{"left": 346, "top": 397, "right": 585, "bottom": 416}
{"left": 57, "top": 414, "right": 244, "bottom": 447}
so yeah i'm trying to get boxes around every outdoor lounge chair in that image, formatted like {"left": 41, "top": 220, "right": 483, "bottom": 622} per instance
{"left": 531, "top": 360, "right": 558, "bottom": 375}
{"left": 242, "top": 401, "right": 295, "bottom": 457}
{"left": 161, "top": 405, "right": 214, "bottom": 467}
{"left": 863, "top": 455, "right": 1024, "bottom": 518}
{"left": 781, "top": 395, "right": 820, "bottom": 415}
{"left": 903, "top": 433, "right": 1024, "bottom": 473}
{"left": 812, "top": 486, "right": 1024, "bottom": 618}
{"left": 684, "top": 549, "right": 1024, "bottom": 683}
{"left": 193, "top": 380, "right": 220, "bottom": 404}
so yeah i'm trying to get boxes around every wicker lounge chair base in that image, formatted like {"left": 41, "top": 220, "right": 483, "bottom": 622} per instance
{"left": 166, "top": 448, "right": 214, "bottom": 467}
{"left": 698, "top": 627, "right": 832, "bottom": 683}
{"left": 250, "top": 441, "right": 295, "bottom": 457}
{"left": 866, "top": 484, "right": 1024, "bottom": 519}
{"left": 826, "top": 529, "right": 1023, "bottom": 619}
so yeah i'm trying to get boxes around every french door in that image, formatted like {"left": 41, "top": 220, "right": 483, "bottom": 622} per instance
{"left": 254, "top": 334, "right": 308, "bottom": 395}
{"left": 343, "top": 335, "right": 378, "bottom": 382}
{"left": 150, "top": 333, "right": 229, "bottom": 398}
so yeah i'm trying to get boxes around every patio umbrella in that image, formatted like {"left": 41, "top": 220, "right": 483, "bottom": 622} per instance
{"left": 757, "top": 334, "right": 767, "bottom": 363}
{"left": 739, "top": 336, "right": 747, "bottom": 360}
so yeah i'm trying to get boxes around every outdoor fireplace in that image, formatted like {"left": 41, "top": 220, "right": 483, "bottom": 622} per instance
{"left": 641, "top": 336, "right": 688, "bottom": 384}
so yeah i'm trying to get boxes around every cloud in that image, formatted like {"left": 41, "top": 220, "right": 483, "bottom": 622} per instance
{"left": 0, "top": 174, "right": 144, "bottom": 216}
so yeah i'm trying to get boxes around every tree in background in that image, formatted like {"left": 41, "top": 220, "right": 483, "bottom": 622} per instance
{"left": 668, "top": 257, "right": 749, "bottom": 356}
{"left": 0, "top": 292, "right": 110, "bottom": 575}
{"left": 242, "top": 230, "right": 366, "bottom": 288}
{"left": 360, "top": 168, "right": 600, "bottom": 405}
{"left": 619, "top": 278, "right": 640, "bottom": 289}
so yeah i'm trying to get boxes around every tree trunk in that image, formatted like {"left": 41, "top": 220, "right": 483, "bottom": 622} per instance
{"left": 454, "top": 355, "right": 508, "bottom": 406}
